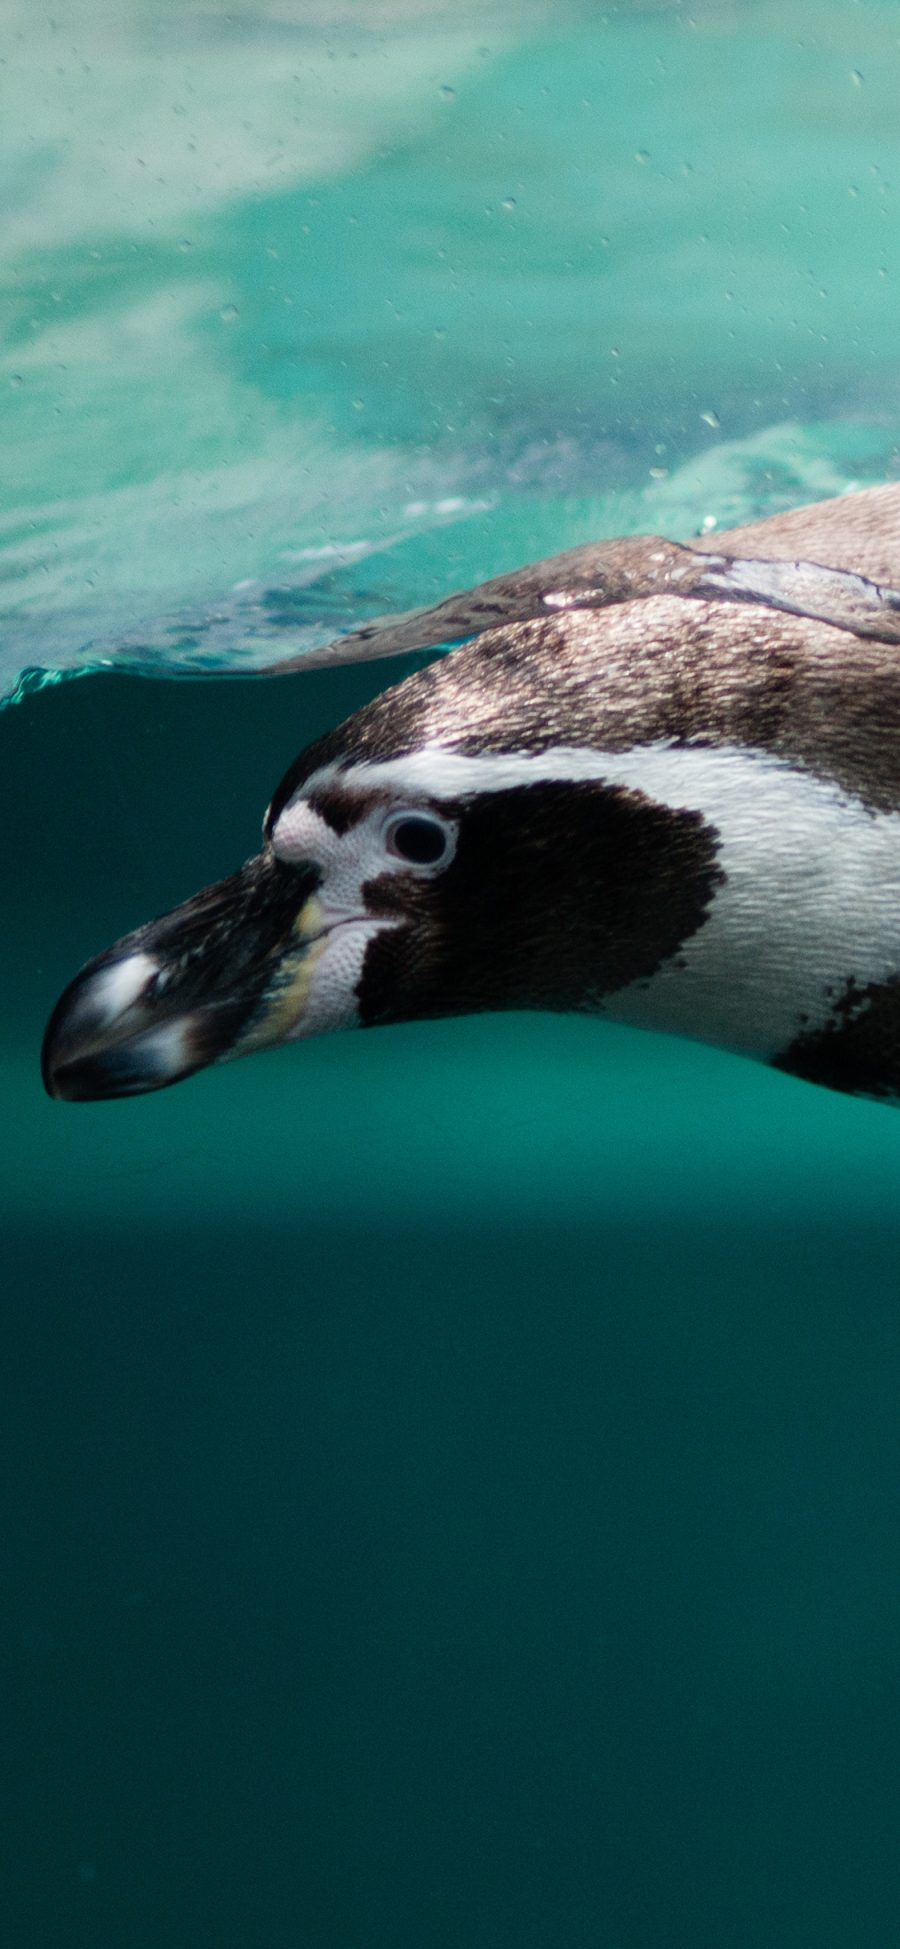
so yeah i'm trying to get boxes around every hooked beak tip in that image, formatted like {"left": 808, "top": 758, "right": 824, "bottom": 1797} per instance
{"left": 41, "top": 951, "right": 201, "bottom": 1102}
{"left": 42, "top": 853, "right": 325, "bottom": 1101}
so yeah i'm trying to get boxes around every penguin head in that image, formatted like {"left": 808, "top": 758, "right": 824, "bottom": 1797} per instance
{"left": 42, "top": 619, "right": 723, "bottom": 1101}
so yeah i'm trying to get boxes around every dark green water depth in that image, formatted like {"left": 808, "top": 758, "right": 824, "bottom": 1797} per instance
{"left": 6, "top": 666, "right": 900, "bottom": 1948}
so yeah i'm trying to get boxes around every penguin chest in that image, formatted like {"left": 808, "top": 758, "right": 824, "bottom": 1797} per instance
{"left": 588, "top": 745, "right": 900, "bottom": 1088}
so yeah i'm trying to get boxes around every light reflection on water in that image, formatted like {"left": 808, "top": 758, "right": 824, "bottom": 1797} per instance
{"left": 4, "top": 0, "right": 900, "bottom": 695}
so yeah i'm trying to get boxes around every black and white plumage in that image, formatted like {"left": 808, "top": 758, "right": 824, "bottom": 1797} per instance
{"left": 42, "top": 482, "right": 900, "bottom": 1103}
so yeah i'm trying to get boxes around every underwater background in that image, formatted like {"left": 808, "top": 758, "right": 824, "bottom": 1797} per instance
{"left": 5, "top": 2, "right": 900, "bottom": 1942}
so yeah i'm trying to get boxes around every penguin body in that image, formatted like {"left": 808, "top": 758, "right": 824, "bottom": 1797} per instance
{"left": 42, "top": 483, "right": 900, "bottom": 1104}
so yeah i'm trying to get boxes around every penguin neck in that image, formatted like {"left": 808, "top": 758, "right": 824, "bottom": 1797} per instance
{"left": 591, "top": 742, "right": 900, "bottom": 1062}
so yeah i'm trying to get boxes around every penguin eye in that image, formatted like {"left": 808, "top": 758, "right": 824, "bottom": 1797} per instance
{"left": 383, "top": 811, "right": 454, "bottom": 868}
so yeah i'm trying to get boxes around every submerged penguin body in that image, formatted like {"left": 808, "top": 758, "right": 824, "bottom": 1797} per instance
{"left": 42, "top": 484, "right": 900, "bottom": 1104}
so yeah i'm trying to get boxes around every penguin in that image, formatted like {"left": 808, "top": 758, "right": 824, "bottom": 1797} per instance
{"left": 42, "top": 481, "right": 900, "bottom": 1105}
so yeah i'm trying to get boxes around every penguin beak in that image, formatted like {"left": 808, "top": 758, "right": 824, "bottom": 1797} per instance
{"left": 42, "top": 852, "right": 324, "bottom": 1101}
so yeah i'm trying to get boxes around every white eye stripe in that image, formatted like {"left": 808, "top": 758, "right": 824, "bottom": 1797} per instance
{"left": 295, "top": 746, "right": 619, "bottom": 803}
{"left": 295, "top": 738, "right": 884, "bottom": 822}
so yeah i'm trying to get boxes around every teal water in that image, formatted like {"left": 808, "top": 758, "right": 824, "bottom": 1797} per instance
{"left": 5, "top": 4, "right": 900, "bottom": 1944}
